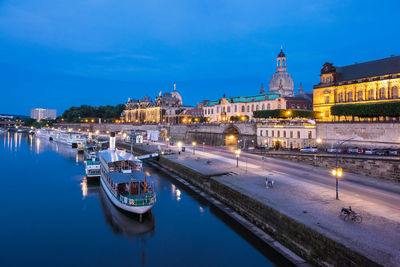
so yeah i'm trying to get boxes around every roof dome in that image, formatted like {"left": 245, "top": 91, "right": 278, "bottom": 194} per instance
{"left": 268, "top": 47, "right": 294, "bottom": 97}
{"left": 170, "top": 83, "right": 182, "bottom": 104}
{"left": 269, "top": 72, "right": 294, "bottom": 96}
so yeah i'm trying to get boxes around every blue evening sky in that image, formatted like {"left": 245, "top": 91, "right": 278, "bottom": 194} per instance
{"left": 1, "top": 0, "right": 399, "bottom": 115}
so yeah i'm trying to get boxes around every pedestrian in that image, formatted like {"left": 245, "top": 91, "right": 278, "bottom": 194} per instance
{"left": 265, "top": 177, "right": 269, "bottom": 188}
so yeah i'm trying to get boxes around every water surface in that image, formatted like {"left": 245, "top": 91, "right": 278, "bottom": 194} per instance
{"left": 0, "top": 132, "right": 290, "bottom": 266}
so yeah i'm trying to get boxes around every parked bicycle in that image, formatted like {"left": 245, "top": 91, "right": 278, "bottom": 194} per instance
{"left": 339, "top": 206, "right": 362, "bottom": 223}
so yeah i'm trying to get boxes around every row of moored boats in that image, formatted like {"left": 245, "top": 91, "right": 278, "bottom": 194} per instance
{"left": 35, "top": 129, "right": 156, "bottom": 219}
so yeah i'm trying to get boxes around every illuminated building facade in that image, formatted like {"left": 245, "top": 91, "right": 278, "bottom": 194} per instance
{"left": 31, "top": 108, "right": 57, "bottom": 121}
{"left": 257, "top": 122, "right": 316, "bottom": 149}
{"left": 123, "top": 84, "right": 192, "bottom": 124}
{"left": 313, "top": 56, "right": 400, "bottom": 121}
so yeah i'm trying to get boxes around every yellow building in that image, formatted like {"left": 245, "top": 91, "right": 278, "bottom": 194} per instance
{"left": 313, "top": 56, "right": 400, "bottom": 121}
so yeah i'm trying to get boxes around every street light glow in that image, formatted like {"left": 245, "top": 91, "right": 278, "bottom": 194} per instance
{"left": 316, "top": 138, "right": 322, "bottom": 144}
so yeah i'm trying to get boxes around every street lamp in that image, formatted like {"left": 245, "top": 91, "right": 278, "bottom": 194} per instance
{"left": 192, "top": 141, "right": 197, "bottom": 155}
{"left": 235, "top": 149, "right": 241, "bottom": 167}
{"left": 166, "top": 137, "right": 170, "bottom": 148}
{"left": 332, "top": 136, "right": 357, "bottom": 200}
{"left": 316, "top": 137, "right": 322, "bottom": 144}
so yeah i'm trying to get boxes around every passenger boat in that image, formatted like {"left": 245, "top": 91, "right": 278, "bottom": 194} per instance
{"left": 54, "top": 131, "right": 87, "bottom": 148}
{"left": 35, "top": 128, "right": 55, "bottom": 140}
{"left": 84, "top": 143, "right": 98, "bottom": 160}
{"left": 85, "top": 157, "right": 101, "bottom": 178}
{"left": 99, "top": 133, "right": 156, "bottom": 216}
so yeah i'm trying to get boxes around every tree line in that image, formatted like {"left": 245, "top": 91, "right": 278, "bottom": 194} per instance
{"left": 62, "top": 104, "right": 125, "bottom": 122}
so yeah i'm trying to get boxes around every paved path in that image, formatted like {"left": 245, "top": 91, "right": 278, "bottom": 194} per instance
{"left": 152, "top": 141, "right": 400, "bottom": 266}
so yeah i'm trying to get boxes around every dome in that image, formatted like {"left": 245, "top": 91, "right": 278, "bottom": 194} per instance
{"left": 269, "top": 71, "right": 294, "bottom": 97}
{"left": 170, "top": 90, "right": 182, "bottom": 105}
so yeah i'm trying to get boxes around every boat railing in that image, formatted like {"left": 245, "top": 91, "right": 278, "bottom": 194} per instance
{"left": 118, "top": 192, "right": 156, "bottom": 207}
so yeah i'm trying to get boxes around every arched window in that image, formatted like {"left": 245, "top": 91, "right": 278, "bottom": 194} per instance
{"left": 241, "top": 106, "right": 245, "bottom": 112}
{"left": 247, "top": 106, "right": 250, "bottom": 112}
{"left": 262, "top": 104, "right": 265, "bottom": 110}
{"left": 392, "top": 87, "right": 398, "bottom": 99}
{"left": 234, "top": 105, "right": 237, "bottom": 112}
{"left": 251, "top": 104, "right": 254, "bottom": 111}
{"left": 369, "top": 89, "right": 374, "bottom": 100}
{"left": 256, "top": 105, "right": 259, "bottom": 111}
{"left": 380, "top": 88, "right": 385, "bottom": 99}
{"left": 227, "top": 106, "right": 230, "bottom": 112}
{"left": 267, "top": 104, "right": 271, "bottom": 110}
{"left": 260, "top": 130, "right": 263, "bottom": 136}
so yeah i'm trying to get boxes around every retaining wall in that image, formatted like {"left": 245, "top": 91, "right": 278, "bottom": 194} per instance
{"left": 265, "top": 152, "right": 400, "bottom": 182}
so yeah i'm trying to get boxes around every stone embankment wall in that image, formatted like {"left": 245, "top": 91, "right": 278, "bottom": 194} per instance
{"left": 317, "top": 122, "right": 400, "bottom": 149}
{"left": 120, "top": 143, "right": 377, "bottom": 266}
{"left": 265, "top": 152, "right": 400, "bottom": 182}
{"left": 56, "top": 122, "right": 257, "bottom": 147}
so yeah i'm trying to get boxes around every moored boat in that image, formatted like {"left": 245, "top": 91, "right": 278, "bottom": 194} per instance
{"left": 85, "top": 157, "right": 101, "bottom": 178}
{"left": 99, "top": 133, "right": 156, "bottom": 217}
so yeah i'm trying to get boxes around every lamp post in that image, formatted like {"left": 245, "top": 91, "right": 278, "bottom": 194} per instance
{"left": 235, "top": 149, "right": 241, "bottom": 167}
{"left": 332, "top": 136, "right": 357, "bottom": 200}
{"left": 166, "top": 137, "right": 170, "bottom": 148}
{"left": 192, "top": 141, "right": 197, "bottom": 155}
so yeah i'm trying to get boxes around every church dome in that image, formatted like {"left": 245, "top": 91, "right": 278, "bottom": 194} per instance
{"left": 269, "top": 71, "right": 294, "bottom": 96}
{"left": 268, "top": 47, "right": 294, "bottom": 97}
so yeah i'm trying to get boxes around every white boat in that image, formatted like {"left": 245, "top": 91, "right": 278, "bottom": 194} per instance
{"left": 85, "top": 157, "right": 101, "bottom": 178}
{"left": 35, "top": 128, "right": 56, "bottom": 140}
{"left": 99, "top": 133, "right": 156, "bottom": 216}
{"left": 55, "top": 131, "right": 87, "bottom": 148}
{"left": 0, "top": 128, "right": 7, "bottom": 134}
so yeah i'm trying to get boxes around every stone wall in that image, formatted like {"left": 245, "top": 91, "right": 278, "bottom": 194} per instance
{"left": 265, "top": 152, "right": 400, "bottom": 182}
{"left": 56, "top": 122, "right": 257, "bottom": 147}
{"left": 317, "top": 122, "right": 400, "bottom": 149}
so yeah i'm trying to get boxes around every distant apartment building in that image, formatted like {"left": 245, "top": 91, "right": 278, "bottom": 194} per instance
{"left": 31, "top": 108, "right": 57, "bottom": 121}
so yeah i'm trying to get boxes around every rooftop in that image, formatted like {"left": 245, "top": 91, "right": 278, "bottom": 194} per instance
{"left": 204, "top": 93, "right": 281, "bottom": 107}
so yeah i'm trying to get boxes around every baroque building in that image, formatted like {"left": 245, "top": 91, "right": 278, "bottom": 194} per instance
{"left": 123, "top": 84, "right": 191, "bottom": 123}
{"left": 313, "top": 56, "right": 400, "bottom": 121}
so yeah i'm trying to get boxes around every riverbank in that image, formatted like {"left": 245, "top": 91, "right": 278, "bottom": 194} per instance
{"left": 118, "top": 142, "right": 399, "bottom": 266}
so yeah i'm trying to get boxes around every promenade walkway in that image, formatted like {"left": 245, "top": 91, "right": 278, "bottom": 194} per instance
{"left": 161, "top": 144, "right": 400, "bottom": 267}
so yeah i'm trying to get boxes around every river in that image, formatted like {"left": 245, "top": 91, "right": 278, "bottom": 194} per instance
{"left": 0, "top": 132, "right": 292, "bottom": 266}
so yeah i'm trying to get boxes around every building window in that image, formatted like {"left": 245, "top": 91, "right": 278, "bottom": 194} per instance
{"left": 297, "top": 131, "right": 300, "bottom": 138}
{"left": 262, "top": 104, "right": 265, "bottom": 110}
{"left": 277, "top": 131, "right": 280, "bottom": 137}
{"left": 308, "top": 131, "right": 312, "bottom": 139}
{"left": 251, "top": 104, "right": 254, "bottom": 111}
{"left": 283, "top": 131, "right": 286, "bottom": 137}
{"left": 290, "top": 131, "right": 293, "bottom": 138}
{"left": 380, "top": 88, "right": 385, "bottom": 99}
{"left": 339, "top": 92, "right": 343, "bottom": 103}
{"left": 211, "top": 109, "right": 214, "bottom": 114}
{"left": 271, "top": 131, "right": 274, "bottom": 137}
{"left": 368, "top": 89, "right": 374, "bottom": 100}
{"left": 234, "top": 105, "right": 237, "bottom": 112}
{"left": 222, "top": 106, "right": 225, "bottom": 112}
{"left": 392, "top": 87, "right": 398, "bottom": 99}
{"left": 266, "top": 130, "right": 268, "bottom": 136}
{"left": 358, "top": 91, "right": 363, "bottom": 101}
{"left": 241, "top": 106, "right": 245, "bottom": 112}
{"left": 217, "top": 107, "right": 219, "bottom": 113}
{"left": 267, "top": 104, "right": 270, "bottom": 110}
{"left": 325, "top": 96, "right": 330, "bottom": 104}
{"left": 348, "top": 91, "right": 353, "bottom": 102}
{"left": 256, "top": 105, "right": 259, "bottom": 111}
{"left": 260, "top": 130, "right": 263, "bottom": 136}
{"left": 247, "top": 106, "right": 250, "bottom": 112}
{"left": 227, "top": 106, "right": 231, "bottom": 112}
{"left": 291, "top": 104, "right": 295, "bottom": 108}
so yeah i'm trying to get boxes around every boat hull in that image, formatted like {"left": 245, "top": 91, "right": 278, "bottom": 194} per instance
{"left": 100, "top": 176, "right": 153, "bottom": 215}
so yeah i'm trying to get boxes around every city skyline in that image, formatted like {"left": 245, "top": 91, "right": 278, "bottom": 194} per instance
{"left": 1, "top": 0, "right": 400, "bottom": 115}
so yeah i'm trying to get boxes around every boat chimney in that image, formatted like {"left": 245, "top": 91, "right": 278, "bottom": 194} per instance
{"left": 110, "top": 132, "right": 116, "bottom": 151}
